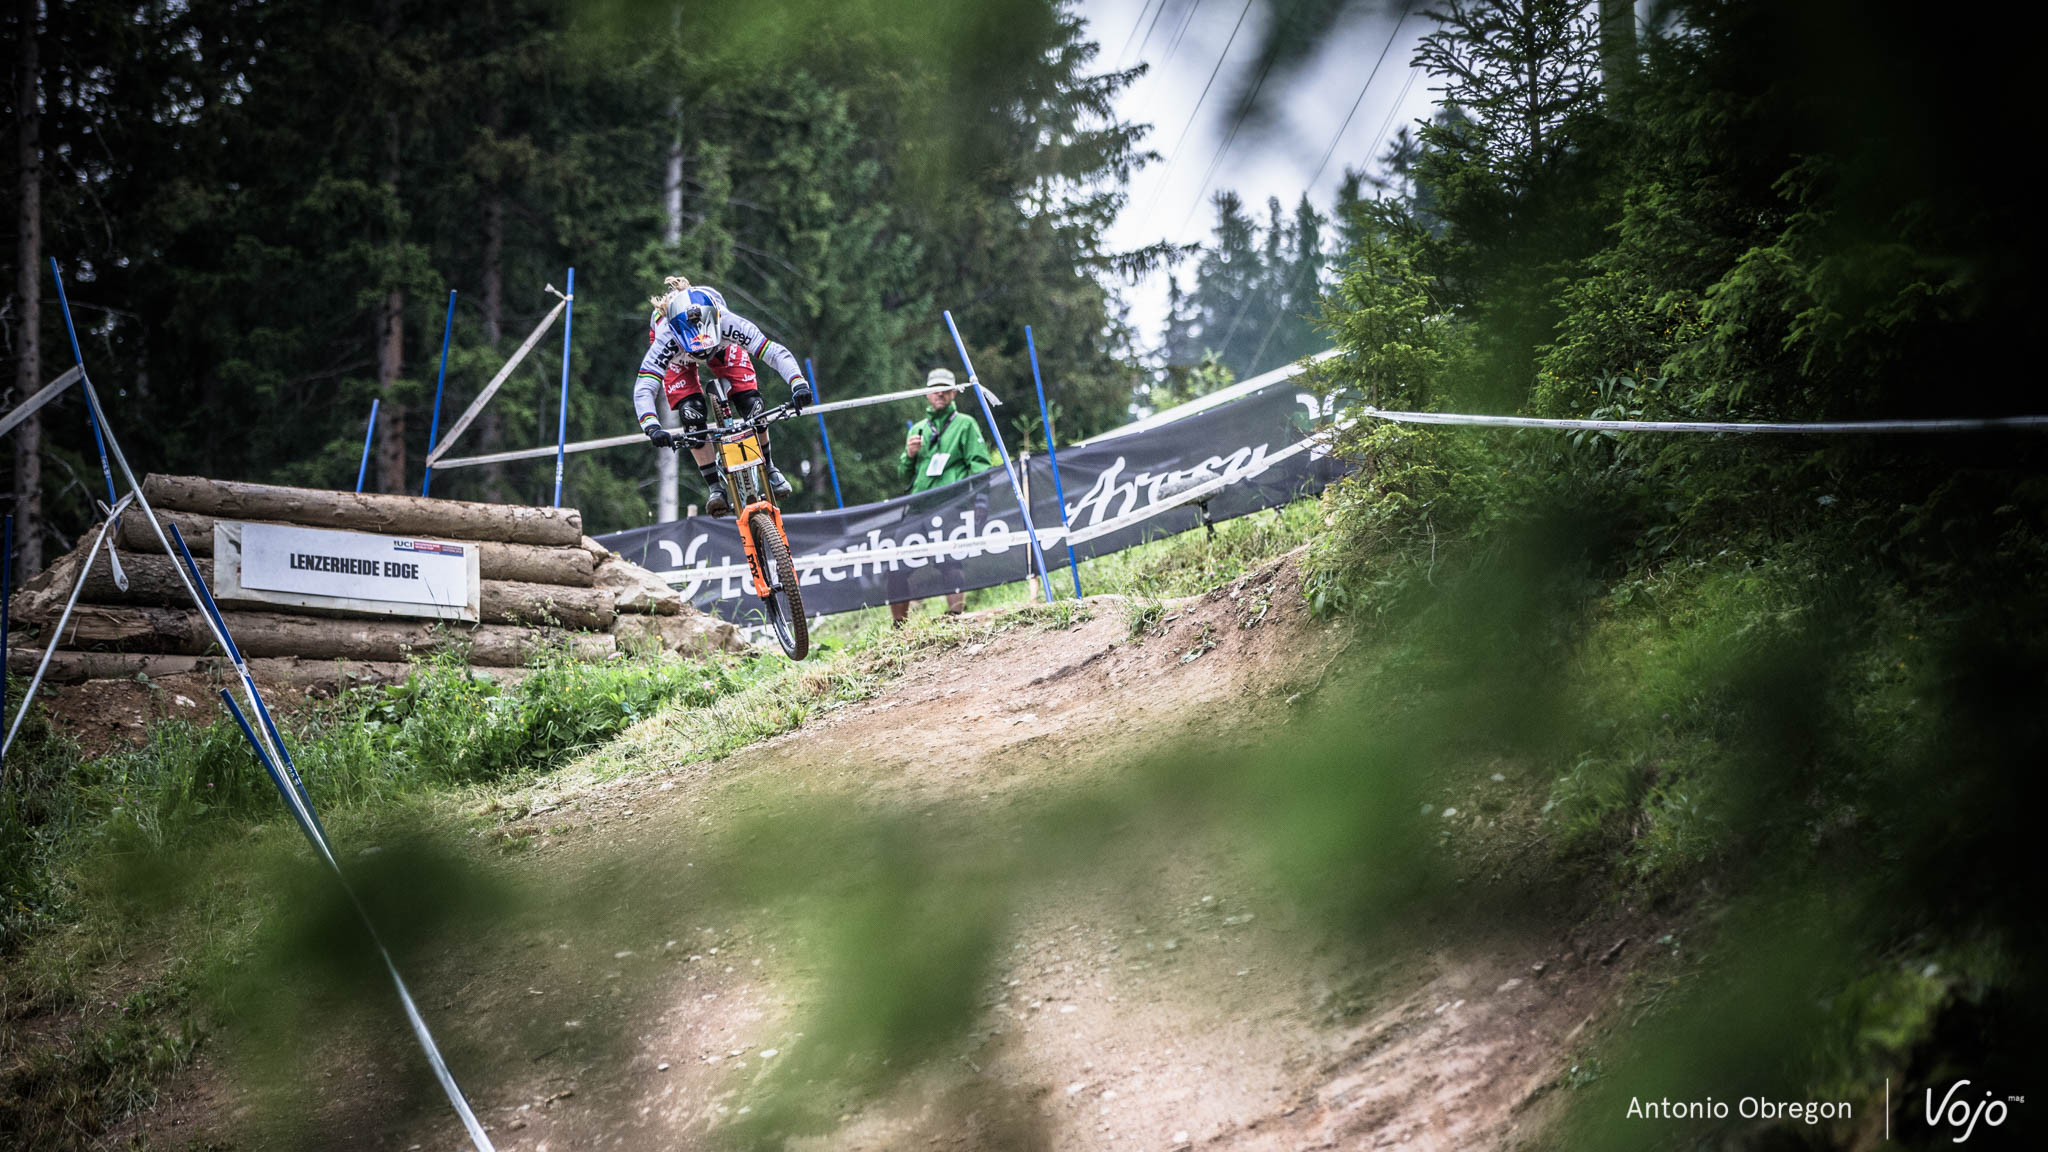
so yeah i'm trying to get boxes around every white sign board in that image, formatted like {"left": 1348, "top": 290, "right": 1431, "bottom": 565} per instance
{"left": 216, "top": 522, "right": 480, "bottom": 622}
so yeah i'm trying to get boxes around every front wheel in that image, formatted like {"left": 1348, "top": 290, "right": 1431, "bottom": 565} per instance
{"left": 747, "top": 509, "right": 809, "bottom": 660}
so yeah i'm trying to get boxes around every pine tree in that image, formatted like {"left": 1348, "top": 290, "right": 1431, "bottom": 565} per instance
{"left": 1185, "top": 191, "right": 1261, "bottom": 377}
{"left": 1407, "top": 0, "right": 1606, "bottom": 409}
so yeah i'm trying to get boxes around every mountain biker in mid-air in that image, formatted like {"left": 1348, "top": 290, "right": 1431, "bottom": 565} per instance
{"left": 634, "top": 276, "right": 812, "bottom": 516}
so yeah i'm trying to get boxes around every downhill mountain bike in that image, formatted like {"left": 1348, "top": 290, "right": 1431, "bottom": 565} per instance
{"left": 677, "top": 383, "right": 809, "bottom": 660}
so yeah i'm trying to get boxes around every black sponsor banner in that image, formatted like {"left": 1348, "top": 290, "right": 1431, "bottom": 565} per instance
{"left": 596, "top": 376, "right": 1344, "bottom": 623}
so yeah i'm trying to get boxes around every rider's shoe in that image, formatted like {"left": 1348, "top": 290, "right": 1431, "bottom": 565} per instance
{"left": 767, "top": 467, "right": 794, "bottom": 498}
{"left": 704, "top": 488, "right": 731, "bottom": 517}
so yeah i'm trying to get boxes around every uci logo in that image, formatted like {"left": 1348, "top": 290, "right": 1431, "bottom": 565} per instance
{"left": 1926, "top": 1080, "right": 2022, "bottom": 1143}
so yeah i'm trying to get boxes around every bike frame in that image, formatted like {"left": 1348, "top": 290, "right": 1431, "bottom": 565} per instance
{"left": 715, "top": 430, "right": 789, "bottom": 600}
{"left": 696, "top": 377, "right": 797, "bottom": 601}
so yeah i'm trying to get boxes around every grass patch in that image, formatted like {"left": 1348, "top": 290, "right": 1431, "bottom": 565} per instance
{"left": 0, "top": 590, "right": 1111, "bottom": 1147}
{"left": 961, "top": 498, "right": 1322, "bottom": 612}
{"left": 0, "top": 500, "right": 1312, "bottom": 1147}
{"left": 0, "top": 643, "right": 790, "bottom": 1147}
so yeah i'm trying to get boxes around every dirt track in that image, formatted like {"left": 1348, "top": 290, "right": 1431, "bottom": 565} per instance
{"left": 121, "top": 556, "right": 1623, "bottom": 1151}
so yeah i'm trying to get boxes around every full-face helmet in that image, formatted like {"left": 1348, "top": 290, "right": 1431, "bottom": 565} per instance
{"left": 660, "top": 286, "right": 725, "bottom": 358}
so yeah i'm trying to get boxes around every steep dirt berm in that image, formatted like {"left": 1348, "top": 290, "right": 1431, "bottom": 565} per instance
{"left": 115, "top": 554, "right": 1626, "bottom": 1151}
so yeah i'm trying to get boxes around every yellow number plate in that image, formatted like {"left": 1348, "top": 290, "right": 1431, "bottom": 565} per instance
{"left": 720, "top": 436, "right": 763, "bottom": 469}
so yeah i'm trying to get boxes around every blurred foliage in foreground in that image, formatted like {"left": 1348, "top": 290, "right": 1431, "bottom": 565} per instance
{"left": 42, "top": 503, "right": 2039, "bottom": 1151}
{"left": 1299, "top": 0, "right": 2047, "bottom": 1145}
{"left": 7, "top": 0, "right": 2047, "bottom": 1146}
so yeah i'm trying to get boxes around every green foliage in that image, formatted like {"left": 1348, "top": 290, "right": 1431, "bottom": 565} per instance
{"left": 5, "top": 0, "right": 1152, "bottom": 549}
{"left": 328, "top": 649, "right": 754, "bottom": 788}
{"left": 1078, "top": 499, "right": 1321, "bottom": 602}
{"left": 0, "top": 684, "right": 87, "bottom": 955}
{"left": 1304, "top": 0, "right": 2048, "bottom": 1141}
{"left": 1161, "top": 191, "right": 1332, "bottom": 381}
{"left": 1305, "top": 205, "right": 1514, "bottom": 612}
{"left": 0, "top": 980, "right": 203, "bottom": 1148}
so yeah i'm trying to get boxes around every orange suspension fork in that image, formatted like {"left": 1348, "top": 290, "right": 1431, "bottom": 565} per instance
{"left": 735, "top": 499, "right": 788, "bottom": 600}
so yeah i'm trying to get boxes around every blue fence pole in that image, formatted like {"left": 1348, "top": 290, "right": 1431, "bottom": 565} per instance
{"left": 941, "top": 310, "right": 1054, "bottom": 604}
{"left": 807, "top": 358, "right": 844, "bottom": 508}
{"left": 553, "top": 267, "right": 575, "bottom": 508}
{"left": 220, "top": 690, "right": 323, "bottom": 846}
{"left": 47, "top": 259, "right": 118, "bottom": 508}
{"left": 168, "top": 524, "right": 243, "bottom": 666}
{"left": 1026, "top": 326, "right": 1084, "bottom": 600}
{"left": 167, "top": 522, "right": 327, "bottom": 841}
{"left": 356, "top": 398, "right": 379, "bottom": 493}
{"left": 421, "top": 289, "right": 457, "bottom": 497}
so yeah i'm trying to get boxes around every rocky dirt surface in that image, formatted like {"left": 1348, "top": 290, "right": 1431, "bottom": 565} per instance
{"left": 23, "top": 659, "right": 409, "bottom": 759}
{"left": 111, "top": 555, "right": 1627, "bottom": 1151}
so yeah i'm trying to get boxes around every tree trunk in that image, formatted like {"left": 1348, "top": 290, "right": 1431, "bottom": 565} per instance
{"left": 477, "top": 578, "right": 614, "bottom": 629}
{"left": 4, "top": 649, "right": 417, "bottom": 688}
{"left": 74, "top": 552, "right": 615, "bottom": 628}
{"left": 11, "top": 0, "right": 43, "bottom": 579}
{"left": 479, "top": 188, "right": 511, "bottom": 503}
{"left": 114, "top": 511, "right": 596, "bottom": 585}
{"left": 1599, "top": 0, "right": 1636, "bottom": 97}
{"left": 52, "top": 604, "right": 614, "bottom": 665}
{"left": 77, "top": 550, "right": 209, "bottom": 606}
{"left": 140, "top": 475, "right": 584, "bottom": 544}
{"left": 656, "top": 107, "right": 684, "bottom": 521}
{"left": 475, "top": 542, "right": 593, "bottom": 586}
{"left": 375, "top": 101, "right": 407, "bottom": 494}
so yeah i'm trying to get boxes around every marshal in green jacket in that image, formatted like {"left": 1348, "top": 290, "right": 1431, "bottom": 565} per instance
{"left": 897, "top": 402, "right": 995, "bottom": 494}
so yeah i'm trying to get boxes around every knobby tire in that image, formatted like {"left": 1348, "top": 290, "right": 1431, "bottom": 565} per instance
{"left": 749, "top": 509, "right": 809, "bottom": 660}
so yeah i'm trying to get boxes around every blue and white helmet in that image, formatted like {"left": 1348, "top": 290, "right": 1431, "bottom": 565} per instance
{"left": 660, "top": 284, "right": 726, "bottom": 358}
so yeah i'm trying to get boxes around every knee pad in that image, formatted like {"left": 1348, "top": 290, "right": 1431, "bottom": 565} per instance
{"left": 731, "top": 389, "right": 765, "bottom": 420}
{"left": 678, "top": 396, "right": 709, "bottom": 430}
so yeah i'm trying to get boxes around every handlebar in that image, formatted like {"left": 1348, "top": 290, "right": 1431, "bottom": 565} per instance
{"left": 668, "top": 401, "right": 803, "bottom": 449}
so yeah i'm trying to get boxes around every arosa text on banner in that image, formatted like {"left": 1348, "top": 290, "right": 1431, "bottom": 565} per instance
{"left": 216, "top": 522, "right": 481, "bottom": 622}
{"left": 599, "top": 372, "right": 1345, "bottom": 623}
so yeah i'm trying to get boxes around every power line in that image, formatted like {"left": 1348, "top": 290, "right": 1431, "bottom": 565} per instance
{"left": 1361, "top": 63, "right": 1422, "bottom": 183}
{"left": 1139, "top": 0, "right": 1257, "bottom": 220}
{"left": 1115, "top": 0, "right": 1162, "bottom": 66}
{"left": 1241, "top": 60, "right": 1422, "bottom": 378}
{"left": 1176, "top": 21, "right": 1293, "bottom": 234}
{"left": 1191, "top": 2, "right": 1414, "bottom": 361}
{"left": 1191, "top": 0, "right": 1416, "bottom": 238}
{"left": 1130, "top": 0, "right": 1179, "bottom": 66}
{"left": 1161, "top": 0, "right": 1206, "bottom": 66}
{"left": 1305, "top": 0, "right": 1416, "bottom": 193}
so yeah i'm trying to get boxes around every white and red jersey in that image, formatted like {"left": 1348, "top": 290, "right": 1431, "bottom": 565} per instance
{"left": 633, "top": 301, "right": 801, "bottom": 428}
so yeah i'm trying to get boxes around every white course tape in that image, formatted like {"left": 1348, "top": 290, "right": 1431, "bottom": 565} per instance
{"left": 806, "top": 379, "right": 1003, "bottom": 417}
{"left": 1360, "top": 407, "right": 2048, "bottom": 434}
{"left": 651, "top": 425, "right": 1347, "bottom": 590}
{"left": 436, "top": 431, "right": 644, "bottom": 469}
{"left": 1, "top": 493, "right": 134, "bottom": 762}
{"left": 646, "top": 381, "right": 2048, "bottom": 606}
{"left": 0, "top": 364, "right": 84, "bottom": 438}
{"left": 76, "top": 378, "right": 498, "bottom": 1152}
{"left": 425, "top": 295, "right": 570, "bottom": 465}
{"left": 654, "top": 529, "right": 1046, "bottom": 585}
{"left": 1081, "top": 351, "right": 1338, "bottom": 445}
{"left": 433, "top": 382, "right": 1002, "bottom": 471}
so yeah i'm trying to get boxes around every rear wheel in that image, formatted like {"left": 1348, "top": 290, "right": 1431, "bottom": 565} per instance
{"left": 747, "top": 509, "right": 809, "bottom": 660}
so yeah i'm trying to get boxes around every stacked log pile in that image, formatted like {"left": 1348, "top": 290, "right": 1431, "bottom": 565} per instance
{"left": 7, "top": 476, "right": 745, "bottom": 683}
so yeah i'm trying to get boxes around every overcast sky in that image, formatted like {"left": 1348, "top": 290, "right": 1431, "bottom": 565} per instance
{"left": 1073, "top": 0, "right": 1439, "bottom": 356}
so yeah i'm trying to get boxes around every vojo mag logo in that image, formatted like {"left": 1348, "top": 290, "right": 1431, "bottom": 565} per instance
{"left": 1924, "top": 1079, "right": 2024, "bottom": 1143}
